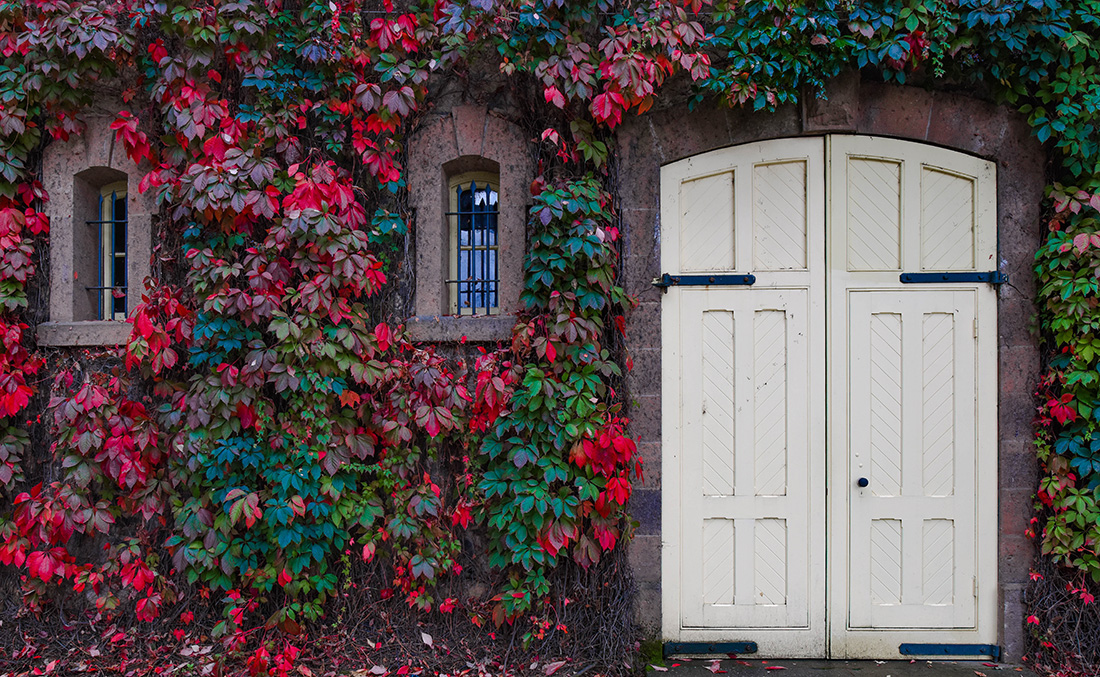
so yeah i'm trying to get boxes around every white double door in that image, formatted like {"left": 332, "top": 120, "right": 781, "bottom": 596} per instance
{"left": 660, "top": 136, "right": 998, "bottom": 658}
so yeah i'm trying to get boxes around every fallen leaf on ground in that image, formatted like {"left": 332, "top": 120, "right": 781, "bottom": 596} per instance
{"left": 649, "top": 666, "right": 668, "bottom": 672}
{"left": 765, "top": 668, "right": 787, "bottom": 671}
{"left": 705, "top": 660, "right": 726, "bottom": 674}
{"left": 975, "top": 672, "right": 987, "bottom": 677}
{"left": 421, "top": 632, "right": 433, "bottom": 648}
{"left": 544, "top": 660, "right": 567, "bottom": 676}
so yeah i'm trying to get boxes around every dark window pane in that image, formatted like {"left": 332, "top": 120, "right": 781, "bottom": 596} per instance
{"left": 453, "top": 180, "right": 499, "bottom": 311}
{"left": 113, "top": 220, "right": 126, "bottom": 252}
{"left": 113, "top": 257, "right": 127, "bottom": 287}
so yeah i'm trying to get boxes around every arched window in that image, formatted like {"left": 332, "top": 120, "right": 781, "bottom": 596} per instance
{"left": 406, "top": 105, "right": 530, "bottom": 341}
{"left": 37, "top": 115, "right": 154, "bottom": 346}
{"left": 447, "top": 171, "right": 499, "bottom": 315}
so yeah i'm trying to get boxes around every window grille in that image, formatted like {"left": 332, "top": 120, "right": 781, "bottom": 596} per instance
{"left": 87, "top": 182, "right": 127, "bottom": 320}
{"left": 447, "top": 175, "right": 499, "bottom": 315}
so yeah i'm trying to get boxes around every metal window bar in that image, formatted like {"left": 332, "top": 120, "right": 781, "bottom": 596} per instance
{"left": 87, "top": 190, "right": 128, "bottom": 320}
{"left": 446, "top": 181, "right": 499, "bottom": 314}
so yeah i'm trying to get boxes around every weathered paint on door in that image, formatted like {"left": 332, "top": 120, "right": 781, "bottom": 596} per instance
{"left": 660, "top": 135, "right": 998, "bottom": 658}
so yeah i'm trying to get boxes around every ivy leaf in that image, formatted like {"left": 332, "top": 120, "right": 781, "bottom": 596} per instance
{"left": 381, "top": 86, "right": 415, "bottom": 117}
{"left": 544, "top": 86, "right": 566, "bottom": 109}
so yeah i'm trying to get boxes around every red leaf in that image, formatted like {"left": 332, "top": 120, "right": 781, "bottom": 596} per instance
{"left": 27, "top": 550, "right": 58, "bottom": 581}
{"left": 236, "top": 402, "right": 256, "bottom": 430}
{"left": 590, "top": 91, "right": 624, "bottom": 128}
{"left": 544, "top": 86, "right": 566, "bottom": 109}
{"left": 375, "top": 323, "right": 392, "bottom": 352}
{"left": 424, "top": 409, "right": 440, "bottom": 437}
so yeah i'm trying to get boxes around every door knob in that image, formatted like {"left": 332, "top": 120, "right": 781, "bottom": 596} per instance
{"left": 857, "top": 477, "right": 869, "bottom": 488}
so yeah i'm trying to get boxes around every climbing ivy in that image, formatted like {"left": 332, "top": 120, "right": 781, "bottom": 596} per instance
{"left": 1, "top": 0, "right": 1100, "bottom": 673}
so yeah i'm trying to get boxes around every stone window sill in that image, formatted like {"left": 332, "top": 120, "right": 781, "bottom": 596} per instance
{"left": 405, "top": 314, "right": 516, "bottom": 343}
{"left": 37, "top": 321, "right": 132, "bottom": 347}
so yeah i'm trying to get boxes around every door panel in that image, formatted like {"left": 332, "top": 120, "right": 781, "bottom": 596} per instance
{"left": 679, "top": 289, "right": 814, "bottom": 630}
{"left": 846, "top": 290, "right": 978, "bottom": 629}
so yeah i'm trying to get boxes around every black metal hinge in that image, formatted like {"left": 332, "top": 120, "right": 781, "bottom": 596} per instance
{"left": 652, "top": 273, "right": 756, "bottom": 292}
{"left": 898, "top": 643, "right": 1001, "bottom": 661}
{"left": 899, "top": 272, "right": 1008, "bottom": 284}
{"left": 663, "top": 641, "right": 758, "bottom": 657}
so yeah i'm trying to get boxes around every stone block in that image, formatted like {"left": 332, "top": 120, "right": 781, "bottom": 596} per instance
{"left": 648, "top": 103, "right": 732, "bottom": 164}
{"left": 628, "top": 394, "right": 662, "bottom": 443}
{"left": 925, "top": 92, "right": 1008, "bottom": 156}
{"left": 622, "top": 253, "right": 663, "bottom": 305}
{"left": 802, "top": 70, "right": 860, "bottom": 133}
{"left": 1000, "top": 391, "right": 1037, "bottom": 443}
{"left": 728, "top": 105, "right": 801, "bottom": 147}
{"left": 633, "top": 584, "right": 662, "bottom": 634}
{"left": 405, "top": 314, "right": 515, "bottom": 343}
{"left": 1001, "top": 583, "right": 1028, "bottom": 664}
{"left": 629, "top": 487, "right": 661, "bottom": 535}
{"left": 999, "top": 439, "right": 1039, "bottom": 490}
{"left": 999, "top": 535, "right": 1035, "bottom": 585}
{"left": 36, "top": 321, "right": 132, "bottom": 347}
{"left": 616, "top": 131, "right": 662, "bottom": 214}
{"left": 617, "top": 115, "right": 664, "bottom": 168}
{"left": 637, "top": 441, "right": 661, "bottom": 489}
{"left": 1000, "top": 488, "right": 1035, "bottom": 541}
{"left": 626, "top": 301, "right": 660, "bottom": 337}
{"left": 999, "top": 344, "right": 1039, "bottom": 397}
{"left": 858, "top": 81, "right": 934, "bottom": 140}
{"left": 629, "top": 534, "right": 662, "bottom": 585}
{"left": 626, "top": 348, "right": 662, "bottom": 398}
{"left": 452, "top": 104, "right": 487, "bottom": 157}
